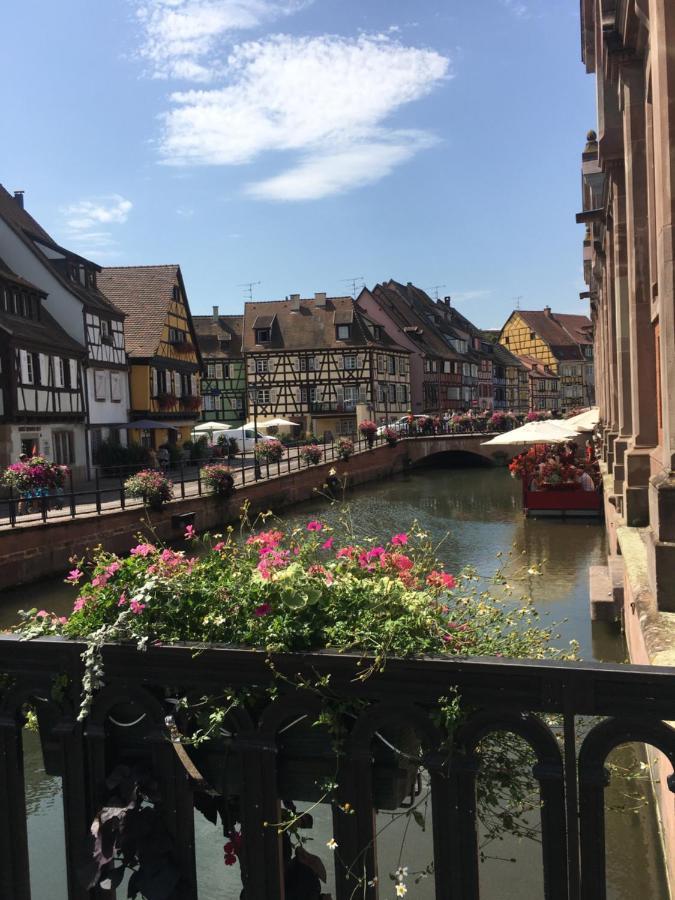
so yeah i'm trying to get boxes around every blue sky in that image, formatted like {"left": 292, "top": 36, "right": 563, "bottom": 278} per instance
{"left": 1, "top": 0, "right": 594, "bottom": 328}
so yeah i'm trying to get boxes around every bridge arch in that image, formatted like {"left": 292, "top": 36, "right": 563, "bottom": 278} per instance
{"left": 404, "top": 434, "right": 506, "bottom": 467}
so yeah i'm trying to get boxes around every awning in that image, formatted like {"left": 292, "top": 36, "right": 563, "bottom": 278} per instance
{"left": 481, "top": 420, "right": 581, "bottom": 446}
{"left": 564, "top": 407, "right": 600, "bottom": 432}
{"left": 120, "top": 419, "right": 179, "bottom": 431}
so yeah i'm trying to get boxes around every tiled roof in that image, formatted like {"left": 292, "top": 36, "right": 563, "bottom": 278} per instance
{"left": 0, "top": 261, "right": 85, "bottom": 354}
{"left": 98, "top": 265, "right": 183, "bottom": 357}
{"left": 488, "top": 342, "right": 526, "bottom": 368}
{"left": 193, "top": 314, "right": 243, "bottom": 359}
{"left": 242, "top": 296, "right": 408, "bottom": 352}
{"left": 512, "top": 309, "right": 592, "bottom": 359}
{"left": 369, "top": 283, "right": 464, "bottom": 361}
{"left": 517, "top": 355, "right": 559, "bottom": 378}
{"left": 0, "top": 184, "right": 125, "bottom": 317}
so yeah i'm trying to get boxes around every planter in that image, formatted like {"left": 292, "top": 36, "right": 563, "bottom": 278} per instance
{"left": 366, "top": 436, "right": 375, "bottom": 449}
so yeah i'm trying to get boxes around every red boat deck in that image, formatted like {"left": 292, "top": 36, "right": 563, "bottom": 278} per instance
{"left": 522, "top": 484, "right": 603, "bottom": 518}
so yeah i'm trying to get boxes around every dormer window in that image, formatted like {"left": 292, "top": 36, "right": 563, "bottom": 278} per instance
{"left": 255, "top": 328, "right": 271, "bottom": 344}
{"left": 100, "top": 319, "right": 113, "bottom": 345}
{"left": 336, "top": 324, "right": 351, "bottom": 340}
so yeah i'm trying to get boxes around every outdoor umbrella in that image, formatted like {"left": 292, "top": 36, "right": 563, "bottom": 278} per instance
{"left": 119, "top": 420, "right": 179, "bottom": 431}
{"left": 258, "top": 417, "right": 299, "bottom": 428}
{"left": 192, "top": 421, "right": 231, "bottom": 434}
{"left": 564, "top": 407, "right": 600, "bottom": 433}
{"left": 481, "top": 420, "right": 581, "bottom": 446}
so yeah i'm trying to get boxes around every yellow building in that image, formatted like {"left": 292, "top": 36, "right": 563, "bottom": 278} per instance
{"left": 499, "top": 308, "right": 594, "bottom": 410}
{"left": 98, "top": 265, "right": 202, "bottom": 448}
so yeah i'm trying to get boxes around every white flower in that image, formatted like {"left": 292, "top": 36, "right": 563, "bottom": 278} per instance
{"left": 326, "top": 838, "right": 338, "bottom": 850}
{"left": 396, "top": 884, "right": 408, "bottom": 897}
{"left": 395, "top": 866, "right": 408, "bottom": 880}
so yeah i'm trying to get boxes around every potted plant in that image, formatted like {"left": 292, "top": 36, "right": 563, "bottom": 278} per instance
{"left": 359, "top": 420, "right": 377, "bottom": 449}
{"left": 181, "top": 394, "right": 202, "bottom": 411}
{"left": 1, "top": 456, "right": 69, "bottom": 493}
{"left": 337, "top": 437, "right": 354, "bottom": 461}
{"left": 300, "top": 444, "right": 323, "bottom": 465}
{"left": 384, "top": 427, "right": 398, "bottom": 447}
{"left": 123, "top": 469, "right": 173, "bottom": 511}
{"left": 156, "top": 391, "right": 178, "bottom": 411}
{"left": 255, "top": 439, "right": 284, "bottom": 464}
{"left": 200, "top": 463, "right": 235, "bottom": 497}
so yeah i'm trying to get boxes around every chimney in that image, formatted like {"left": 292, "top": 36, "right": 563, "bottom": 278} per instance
{"left": 13, "top": 190, "right": 24, "bottom": 209}
{"left": 544, "top": 306, "right": 552, "bottom": 317}
{"left": 290, "top": 294, "right": 301, "bottom": 312}
{"left": 314, "top": 292, "right": 327, "bottom": 307}
{"left": 444, "top": 296, "right": 452, "bottom": 307}
{"left": 212, "top": 305, "right": 219, "bottom": 321}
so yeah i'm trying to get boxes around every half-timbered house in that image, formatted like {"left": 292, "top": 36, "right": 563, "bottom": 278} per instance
{"left": 358, "top": 283, "right": 464, "bottom": 414}
{"left": 0, "top": 186, "right": 130, "bottom": 469}
{"left": 193, "top": 309, "right": 246, "bottom": 427}
{"left": 98, "top": 266, "right": 202, "bottom": 449}
{"left": 517, "top": 356, "right": 560, "bottom": 412}
{"left": 242, "top": 294, "right": 410, "bottom": 438}
{"left": 499, "top": 308, "right": 594, "bottom": 410}
{"left": 0, "top": 261, "right": 86, "bottom": 473}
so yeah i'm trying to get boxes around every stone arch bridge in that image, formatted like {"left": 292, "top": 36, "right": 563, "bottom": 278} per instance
{"left": 402, "top": 432, "right": 506, "bottom": 466}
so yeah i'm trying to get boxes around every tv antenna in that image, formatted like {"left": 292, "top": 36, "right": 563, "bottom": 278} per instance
{"left": 513, "top": 295, "right": 523, "bottom": 310}
{"left": 239, "top": 281, "right": 261, "bottom": 301}
{"left": 427, "top": 284, "right": 446, "bottom": 301}
{"left": 341, "top": 275, "right": 365, "bottom": 298}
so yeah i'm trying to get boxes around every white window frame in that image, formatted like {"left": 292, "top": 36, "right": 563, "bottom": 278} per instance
{"left": 255, "top": 357, "right": 269, "bottom": 374}
{"left": 343, "top": 355, "right": 357, "bottom": 371}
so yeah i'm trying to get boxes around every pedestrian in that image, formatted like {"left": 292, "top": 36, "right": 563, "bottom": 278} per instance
{"left": 577, "top": 465, "right": 596, "bottom": 492}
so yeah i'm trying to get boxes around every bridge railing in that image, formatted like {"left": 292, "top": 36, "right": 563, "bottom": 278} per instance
{"left": 0, "top": 426, "right": 501, "bottom": 530}
{"left": 1, "top": 636, "right": 674, "bottom": 899}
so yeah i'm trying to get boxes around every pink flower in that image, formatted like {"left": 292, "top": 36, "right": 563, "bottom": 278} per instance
{"left": 66, "top": 568, "right": 83, "bottom": 583}
{"left": 389, "top": 553, "right": 413, "bottom": 572}
{"left": 307, "top": 521, "right": 323, "bottom": 532}
{"left": 184, "top": 524, "right": 195, "bottom": 539}
{"left": 57, "top": 616, "right": 67, "bottom": 625}
{"left": 359, "top": 546, "right": 387, "bottom": 569}
{"left": 426, "top": 571, "right": 456, "bottom": 591}
{"left": 254, "top": 603, "right": 271, "bottom": 617}
{"left": 73, "top": 597, "right": 87, "bottom": 613}
{"left": 308, "top": 564, "right": 334, "bottom": 585}
{"left": 91, "top": 573, "right": 110, "bottom": 588}
{"left": 336, "top": 546, "right": 357, "bottom": 560}
{"left": 321, "top": 537, "right": 335, "bottom": 550}
{"left": 247, "top": 530, "right": 283, "bottom": 548}
{"left": 129, "top": 599, "right": 146, "bottom": 614}
{"left": 130, "top": 543, "right": 156, "bottom": 557}
{"left": 105, "top": 561, "right": 122, "bottom": 577}
{"left": 36, "top": 610, "right": 48, "bottom": 618}
{"left": 213, "top": 542, "right": 226, "bottom": 552}
{"left": 391, "top": 533, "right": 408, "bottom": 546}
{"left": 118, "top": 592, "right": 127, "bottom": 607}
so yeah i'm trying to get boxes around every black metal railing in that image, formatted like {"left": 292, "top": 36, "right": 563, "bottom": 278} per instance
{"left": 0, "top": 638, "right": 673, "bottom": 899}
{"left": 0, "top": 427, "right": 505, "bottom": 530}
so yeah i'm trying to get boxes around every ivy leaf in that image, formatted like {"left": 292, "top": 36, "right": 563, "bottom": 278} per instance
{"left": 411, "top": 809, "right": 426, "bottom": 831}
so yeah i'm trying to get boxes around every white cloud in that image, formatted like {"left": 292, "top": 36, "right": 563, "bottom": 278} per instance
{"left": 60, "top": 195, "right": 133, "bottom": 257}
{"left": 499, "top": 0, "right": 530, "bottom": 18}
{"left": 136, "top": 0, "right": 313, "bottom": 81}
{"left": 158, "top": 34, "right": 450, "bottom": 199}
{"left": 450, "top": 290, "right": 492, "bottom": 303}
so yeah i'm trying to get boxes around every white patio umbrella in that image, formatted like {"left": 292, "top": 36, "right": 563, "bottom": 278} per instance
{"left": 565, "top": 407, "right": 600, "bottom": 433}
{"left": 259, "top": 417, "right": 299, "bottom": 428}
{"left": 481, "top": 420, "right": 581, "bottom": 446}
{"left": 192, "top": 421, "right": 231, "bottom": 434}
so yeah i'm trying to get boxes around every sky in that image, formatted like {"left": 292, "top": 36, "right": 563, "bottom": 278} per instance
{"left": 0, "top": 0, "right": 595, "bottom": 329}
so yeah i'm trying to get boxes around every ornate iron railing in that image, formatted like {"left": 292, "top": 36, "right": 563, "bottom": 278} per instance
{"left": 2, "top": 641, "right": 672, "bottom": 899}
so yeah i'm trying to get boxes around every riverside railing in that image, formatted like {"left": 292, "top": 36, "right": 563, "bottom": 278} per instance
{"left": 0, "top": 638, "right": 674, "bottom": 899}
{"left": 0, "top": 424, "right": 505, "bottom": 529}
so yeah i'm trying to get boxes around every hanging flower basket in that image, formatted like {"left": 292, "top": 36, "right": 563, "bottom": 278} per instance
{"left": 156, "top": 392, "right": 178, "bottom": 411}
{"left": 338, "top": 437, "right": 354, "bottom": 461}
{"left": 124, "top": 470, "right": 173, "bottom": 510}
{"left": 1, "top": 456, "right": 68, "bottom": 493}
{"left": 200, "top": 463, "right": 235, "bottom": 497}
{"left": 300, "top": 444, "right": 323, "bottom": 465}
{"left": 359, "top": 420, "right": 377, "bottom": 448}
{"left": 254, "top": 439, "right": 284, "bottom": 463}
{"left": 384, "top": 428, "right": 398, "bottom": 447}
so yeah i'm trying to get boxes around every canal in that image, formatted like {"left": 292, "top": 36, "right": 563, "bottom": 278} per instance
{"left": 0, "top": 465, "right": 668, "bottom": 898}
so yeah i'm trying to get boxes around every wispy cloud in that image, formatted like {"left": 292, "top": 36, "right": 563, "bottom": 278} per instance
{"left": 60, "top": 195, "right": 133, "bottom": 257}
{"left": 159, "top": 34, "right": 450, "bottom": 200}
{"left": 135, "top": 0, "right": 314, "bottom": 81}
{"left": 449, "top": 290, "right": 492, "bottom": 303}
{"left": 499, "top": 0, "right": 530, "bottom": 19}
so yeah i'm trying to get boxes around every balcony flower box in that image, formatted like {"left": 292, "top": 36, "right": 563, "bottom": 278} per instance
{"left": 181, "top": 394, "right": 202, "bottom": 412}
{"left": 172, "top": 339, "right": 195, "bottom": 354}
{"left": 156, "top": 392, "right": 178, "bottom": 411}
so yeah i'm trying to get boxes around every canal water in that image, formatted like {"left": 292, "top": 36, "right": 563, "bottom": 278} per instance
{"left": 0, "top": 466, "right": 668, "bottom": 898}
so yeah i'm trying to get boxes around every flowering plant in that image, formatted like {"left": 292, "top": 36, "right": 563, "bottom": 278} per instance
{"left": 299, "top": 444, "right": 323, "bottom": 465}
{"left": 254, "top": 439, "right": 284, "bottom": 463}
{"left": 200, "top": 463, "right": 235, "bottom": 496}
{"left": 123, "top": 469, "right": 173, "bottom": 508}
{"left": 337, "top": 437, "right": 354, "bottom": 459}
{"left": 181, "top": 394, "right": 202, "bottom": 411}
{"left": 384, "top": 427, "right": 398, "bottom": 445}
{"left": 358, "top": 420, "right": 377, "bottom": 436}
{"left": 525, "top": 410, "right": 552, "bottom": 422}
{"left": 1, "top": 456, "right": 68, "bottom": 492}
{"left": 156, "top": 392, "right": 178, "bottom": 410}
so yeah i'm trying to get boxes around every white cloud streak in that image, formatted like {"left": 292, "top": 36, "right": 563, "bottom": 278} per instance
{"left": 61, "top": 195, "right": 133, "bottom": 257}
{"left": 499, "top": 0, "right": 530, "bottom": 18}
{"left": 136, "top": 0, "right": 313, "bottom": 81}
{"left": 158, "top": 34, "right": 450, "bottom": 199}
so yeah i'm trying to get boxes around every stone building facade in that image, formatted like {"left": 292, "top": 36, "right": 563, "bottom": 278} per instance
{"left": 579, "top": 1, "right": 675, "bottom": 886}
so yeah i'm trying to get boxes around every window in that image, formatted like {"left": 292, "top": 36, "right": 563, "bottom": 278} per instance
{"left": 338, "top": 419, "right": 354, "bottom": 436}
{"left": 299, "top": 356, "right": 315, "bottom": 372}
{"left": 223, "top": 363, "right": 230, "bottom": 379}
{"left": 505, "top": 336, "right": 510, "bottom": 345}
{"left": 22, "top": 350, "right": 34, "bottom": 384}
{"left": 336, "top": 324, "right": 351, "bottom": 340}
{"left": 377, "top": 355, "right": 385, "bottom": 373}
{"left": 343, "top": 385, "right": 358, "bottom": 408}
{"left": 181, "top": 373, "right": 192, "bottom": 396}
{"left": 255, "top": 328, "right": 271, "bottom": 343}
{"left": 447, "top": 386, "right": 461, "bottom": 401}
{"left": 255, "top": 357, "right": 269, "bottom": 374}
{"left": 529, "top": 332, "right": 536, "bottom": 340}
{"left": 443, "top": 361, "right": 451, "bottom": 374}
{"left": 169, "top": 327, "right": 186, "bottom": 344}
{"left": 100, "top": 320, "right": 113, "bottom": 344}
{"left": 388, "top": 356, "right": 396, "bottom": 375}
{"left": 203, "top": 394, "right": 216, "bottom": 411}
{"left": 54, "top": 358, "right": 64, "bottom": 388}
{"left": 206, "top": 362, "right": 223, "bottom": 379}
{"left": 388, "top": 383, "right": 396, "bottom": 403}
{"left": 343, "top": 355, "right": 357, "bottom": 370}
{"left": 398, "top": 384, "right": 408, "bottom": 404}
{"left": 172, "top": 285, "right": 180, "bottom": 301}
{"left": 53, "top": 430, "right": 75, "bottom": 465}
{"left": 300, "top": 386, "right": 317, "bottom": 404}
{"left": 378, "top": 383, "right": 387, "bottom": 404}
{"left": 254, "top": 388, "right": 271, "bottom": 405}
{"left": 110, "top": 372, "right": 122, "bottom": 402}
{"left": 94, "top": 371, "right": 107, "bottom": 401}
{"left": 33, "top": 353, "right": 42, "bottom": 385}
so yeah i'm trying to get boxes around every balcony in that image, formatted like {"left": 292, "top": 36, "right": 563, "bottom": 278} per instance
{"left": 1, "top": 636, "right": 674, "bottom": 899}
{"left": 309, "top": 400, "right": 357, "bottom": 415}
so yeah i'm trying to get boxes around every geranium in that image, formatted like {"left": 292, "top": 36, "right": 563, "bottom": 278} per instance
{"left": 427, "top": 571, "right": 456, "bottom": 590}
{"left": 66, "top": 568, "right": 83, "bottom": 584}
{"left": 337, "top": 437, "right": 354, "bottom": 458}
{"left": 358, "top": 420, "right": 377, "bottom": 435}
{"left": 201, "top": 463, "right": 235, "bottom": 497}
{"left": 384, "top": 427, "right": 398, "bottom": 445}
{"left": 300, "top": 444, "right": 323, "bottom": 465}
{"left": 124, "top": 470, "right": 173, "bottom": 508}
{"left": 321, "top": 537, "right": 335, "bottom": 550}
{"left": 1, "top": 456, "right": 69, "bottom": 492}
{"left": 254, "top": 440, "right": 284, "bottom": 463}
{"left": 307, "top": 520, "right": 323, "bottom": 532}
{"left": 391, "top": 533, "right": 408, "bottom": 546}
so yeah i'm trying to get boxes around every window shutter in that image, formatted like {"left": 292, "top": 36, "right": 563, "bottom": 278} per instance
{"left": 54, "top": 357, "right": 63, "bottom": 387}
{"left": 358, "top": 385, "right": 367, "bottom": 403}
{"left": 70, "top": 360, "right": 78, "bottom": 387}
{"left": 175, "top": 372, "right": 182, "bottom": 397}
{"left": 151, "top": 368, "right": 158, "bottom": 396}
{"left": 19, "top": 350, "right": 29, "bottom": 383}
{"left": 39, "top": 354, "right": 50, "bottom": 385}
{"left": 335, "top": 384, "right": 344, "bottom": 402}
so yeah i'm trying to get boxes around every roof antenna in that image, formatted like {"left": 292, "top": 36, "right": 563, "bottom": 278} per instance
{"left": 341, "top": 276, "right": 365, "bottom": 298}
{"left": 427, "top": 284, "right": 446, "bottom": 301}
{"left": 238, "top": 281, "right": 261, "bottom": 301}
{"left": 513, "top": 295, "right": 523, "bottom": 310}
